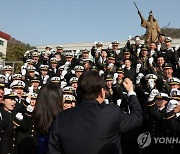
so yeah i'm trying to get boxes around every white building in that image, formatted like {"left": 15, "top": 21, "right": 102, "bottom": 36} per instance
{"left": 0, "top": 31, "right": 11, "bottom": 57}
{"left": 35, "top": 39, "right": 180, "bottom": 53}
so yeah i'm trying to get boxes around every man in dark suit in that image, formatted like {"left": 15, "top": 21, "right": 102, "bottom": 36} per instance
{"left": 124, "top": 59, "right": 136, "bottom": 84}
{"left": 48, "top": 70, "right": 142, "bottom": 154}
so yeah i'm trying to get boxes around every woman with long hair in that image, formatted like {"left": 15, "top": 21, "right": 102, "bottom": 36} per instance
{"left": 33, "top": 83, "right": 63, "bottom": 154}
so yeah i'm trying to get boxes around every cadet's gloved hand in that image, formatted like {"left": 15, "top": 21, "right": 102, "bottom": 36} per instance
{"left": 136, "top": 63, "right": 141, "bottom": 73}
{"left": 71, "top": 70, "right": 75, "bottom": 75}
{"left": 99, "top": 70, "right": 104, "bottom": 76}
{"left": 121, "top": 64, "right": 125, "bottom": 69}
{"left": 43, "top": 75, "right": 49, "bottom": 84}
{"left": 108, "top": 63, "right": 114, "bottom": 70}
{"left": 21, "top": 69, "right": 26, "bottom": 76}
{"left": 148, "top": 89, "right": 159, "bottom": 102}
{"left": 24, "top": 50, "right": 30, "bottom": 57}
{"left": 108, "top": 44, "right": 112, "bottom": 49}
{"left": 15, "top": 113, "right": 23, "bottom": 121}
{"left": 4, "top": 73, "right": 10, "bottom": 83}
{"left": 178, "top": 58, "right": 180, "bottom": 65}
{"left": 61, "top": 81, "right": 67, "bottom": 88}
{"left": 64, "top": 62, "right": 71, "bottom": 68}
{"left": 166, "top": 99, "right": 179, "bottom": 113}
{"left": 148, "top": 57, "right": 154, "bottom": 65}
{"left": 94, "top": 41, "right": 98, "bottom": 46}
{"left": 34, "top": 71, "right": 39, "bottom": 76}
{"left": 61, "top": 70, "right": 67, "bottom": 79}
{"left": 117, "top": 99, "right": 122, "bottom": 106}
{"left": 112, "top": 73, "right": 118, "bottom": 85}
{"left": 175, "top": 45, "right": 179, "bottom": 51}
{"left": 150, "top": 50, "right": 155, "bottom": 57}
{"left": 137, "top": 48, "right": 141, "bottom": 56}
{"left": 27, "top": 105, "right": 34, "bottom": 112}
{"left": 75, "top": 49, "right": 79, "bottom": 56}
{"left": 96, "top": 49, "right": 101, "bottom": 55}
{"left": 26, "top": 93, "right": 32, "bottom": 104}
{"left": 136, "top": 73, "right": 144, "bottom": 85}
{"left": 113, "top": 73, "right": 118, "bottom": 79}
{"left": 104, "top": 99, "right": 109, "bottom": 104}
{"left": 28, "top": 86, "right": 34, "bottom": 93}
{"left": 157, "top": 44, "right": 161, "bottom": 51}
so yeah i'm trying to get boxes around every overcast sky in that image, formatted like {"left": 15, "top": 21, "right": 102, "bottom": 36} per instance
{"left": 1, "top": 0, "right": 180, "bottom": 46}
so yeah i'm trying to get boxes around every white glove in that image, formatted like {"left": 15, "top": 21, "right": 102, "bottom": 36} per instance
{"left": 148, "top": 57, "right": 154, "bottom": 65}
{"left": 104, "top": 99, "right": 109, "bottom": 104}
{"left": 27, "top": 105, "right": 34, "bottom": 112}
{"left": 136, "top": 63, "right": 141, "bottom": 73}
{"left": 108, "top": 44, "right": 112, "bottom": 49}
{"left": 112, "top": 73, "right": 118, "bottom": 84}
{"left": 75, "top": 49, "right": 79, "bottom": 56}
{"left": 16, "top": 113, "right": 23, "bottom": 121}
{"left": 44, "top": 75, "right": 49, "bottom": 81}
{"left": 137, "top": 48, "right": 141, "bottom": 56}
{"left": 4, "top": 73, "right": 10, "bottom": 83}
{"left": 21, "top": 69, "right": 26, "bottom": 76}
{"left": 113, "top": 73, "right": 118, "bottom": 79}
{"left": 61, "top": 81, "right": 67, "bottom": 88}
{"left": 60, "top": 70, "right": 67, "bottom": 79}
{"left": 157, "top": 44, "right": 161, "bottom": 51}
{"left": 128, "top": 36, "right": 132, "bottom": 40}
{"left": 136, "top": 73, "right": 144, "bottom": 84}
{"left": 108, "top": 63, "right": 114, "bottom": 69}
{"left": 64, "top": 62, "right": 71, "bottom": 69}
{"left": 96, "top": 49, "right": 101, "bottom": 54}
{"left": 121, "top": 64, "right": 125, "bottom": 69}
{"left": 166, "top": 99, "right": 179, "bottom": 113}
{"left": 71, "top": 70, "right": 75, "bottom": 75}
{"left": 148, "top": 89, "right": 159, "bottom": 102}
{"left": 175, "top": 45, "right": 179, "bottom": 51}
{"left": 150, "top": 50, "right": 155, "bottom": 57}
{"left": 94, "top": 41, "right": 98, "bottom": 46}
{"left": 21, "top": 64, "right": 27, "bottom": 71}
{"left": 46, "top": 50, "right": 51, "bottom": 55}
{"left": 99, "top": 70, "right": 104, "bottom": 76}
{"left": 117, "top": 99, "right": 122, "bottom": 106}
{"left": 0, "top": 112, "right": 2, "bottom": 121}
{"left": 43, "top": 75, "right": 49, "bottom": 84}
{"left": 178, "top": 58, "right": 180, "bottom": 65}
{"left": 28, "top": 86, "right": 34, "bottom": 93}
{"left": 26, "top": 94, "right": 31, "bottom": 104}
{"left": 34, "top": 71, "right": 39, "bottom": 76}
{"left": 24, "top": 50, "right": 29, "bottom": 57}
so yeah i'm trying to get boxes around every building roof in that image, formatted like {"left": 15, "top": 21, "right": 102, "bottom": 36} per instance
{"left": 0, "top": 31, "right": 11, "bottom": 40}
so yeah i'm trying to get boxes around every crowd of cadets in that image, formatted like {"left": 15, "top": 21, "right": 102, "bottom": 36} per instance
{"left": 0, "top": 34, "right": 180, "bottom": 154}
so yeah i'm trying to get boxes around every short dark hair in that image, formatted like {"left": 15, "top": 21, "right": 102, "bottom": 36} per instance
{"left": 77, "top": 70, "right": 106, "bottom": 100}
{"left": 124, "top": 58, "right": 132, "bottom": 63}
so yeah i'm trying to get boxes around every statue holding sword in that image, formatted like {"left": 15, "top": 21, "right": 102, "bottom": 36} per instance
{"left": 134, "top": 2, "right": 161, "bottom": 47}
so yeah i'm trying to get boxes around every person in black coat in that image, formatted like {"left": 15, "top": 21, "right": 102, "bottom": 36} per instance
{"left": 0, "top": 89, "right": 27, "bottom": 154}
{"left": 123, "top": 59, "right": 136, "bottom": 84}
{"left": 48, "top": 70, "right": 142, "bottom": 154}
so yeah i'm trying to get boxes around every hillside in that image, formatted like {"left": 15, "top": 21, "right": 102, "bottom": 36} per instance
{"left": 6, "top": 37, "right": 35, "bottom": 61}
{"left": 161, "top": 28, "right": 180, "bottom": 38}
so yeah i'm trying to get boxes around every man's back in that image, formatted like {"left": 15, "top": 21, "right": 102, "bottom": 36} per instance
{"left": 48, "top": 96, "right": 142, "bottom": 154}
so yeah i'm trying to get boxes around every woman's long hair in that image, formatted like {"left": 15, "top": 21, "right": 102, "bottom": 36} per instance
{"left": 33, "top": 83, "right": 63, "bottom": 135}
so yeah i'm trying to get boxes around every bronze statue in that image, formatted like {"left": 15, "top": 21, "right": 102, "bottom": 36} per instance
{"left": 134, "top": 2, "right": 161, "bottom": 47}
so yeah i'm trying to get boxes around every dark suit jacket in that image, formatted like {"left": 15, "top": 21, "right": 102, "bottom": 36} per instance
{"left": 48, "top": 95, "right": 142, "bottom": 154}
{"left": 124, "top": 67, "right": 136, "bottom": 84}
